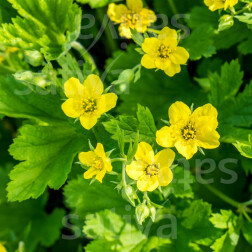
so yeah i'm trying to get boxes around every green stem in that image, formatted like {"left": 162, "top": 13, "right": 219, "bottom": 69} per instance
{"left": 203, "top": 184, "right": 240, "bottom": 208}
{"left": 167, "top": 0, "right": 179, "bottom": 15}
{"left": 96, "top": 8, "right": 118, "bottom": 53}
{"left": 71, "top": 41, "right": 97, "bottom": 72}
{"left": 241, "top": 207, "right": 252, "bottom": 222}
{"left": 122, "top": 162, "right": 127, "bottom": 187}
{"left": 147, "top": 28, "right": 160, "bottom": 34}
{"left": 111, "top": 158, "right": 127, "bottom": 163}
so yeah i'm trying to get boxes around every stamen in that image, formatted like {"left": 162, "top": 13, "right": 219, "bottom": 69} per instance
{"left": 82, "top": 98, "right": 97, "bottom": 113}
{"left": 92, "top": 157, "right": 104, "bottom": 170}
{"left": 157, "top": 44, "right": 172, "bottom": 59}
{"left": 145, "top": 163, "right": 159, "bottom": 176}
{"left": 181, "top": 122, "right": 196, "bottom": 140}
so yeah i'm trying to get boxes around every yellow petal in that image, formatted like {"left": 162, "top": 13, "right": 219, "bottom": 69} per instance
{"left": 158, "top": 167, "right": 173, "bottom": 186}
{"left": 83, "top": 74, "right": 104, "bottom": 98}
{"left": 135, "top": 142, "right": 154, "bottom": 164}
{"left": 61, "top": 98, "right": 83, "bottom": 118}
{"left": 156, "top": 126, "right": 177, "bottom": 147}
{"left": 158, "top": 27, "right": 178, "bottom": 48}
{"left": 141, "top": 54, "right": 156, "bottom": 69}
{"left": 192, "top": 103, "right": 218, "bottom": 118}
{"left": 175, "top": 140, "right": 198, "bottom": 159}
{"left": 155, "top": 58, "right": 171, "bottom": 70}
{"left": 97, "top": 93, "right": 118, "bottom": 114}
{"left": 94, "top": 143, "right": 106, "bottom": 159}
{"left": 0, "top": 244, "right": 7, "bottom": 252}
{"left": 80, "top": 115, "right": 98, "bottom": 130}
{"left": 141, "top": 37, "right": 159, "bottom": 54}
{"left": 191, "top": 104, "right": 218, "bottom": 129}
{"left": 126, "top": 160, "right": 145, "bottom": 180}
{"left": 170, "top": 47, "right": 189, "bottom": 65}
{"left": 164, "top": 63, "right": 181, "bottom": 77}
{"left": 79, "top": 151, "right": 96, "bottom": 166}
{"left": 84, "top": 167, "right": 98, "bottom": 179}
{"left": 140, "top": 9, "right": 157, "bottom": 25}
{"left": 95, "top": 169, "right": 107, "bottom": 183}
{"left": 155, "top": 148, "right": 175, "bottom": 169}
{"left": 107, "top": 3, "right": 128, "bottom": 23}
{"left": 119, "top": 24, "right": 132, "bottom": 39}
{"left": 104, "top": 161, "right": 113, "bottom": 172}
{"left": 127, "top": 0, "right": 143, "bottom": 11}
{"left": 137, "top": 175, "right": 159, "bottom": 192}
{"left": 196, "top": 130, "right": 220, "bottom": 149}
{"left": 168, "top": 101, "right": 191, "bottom": 125}
{"left": 64, "top": 77, "right": 84, "bottom": 98}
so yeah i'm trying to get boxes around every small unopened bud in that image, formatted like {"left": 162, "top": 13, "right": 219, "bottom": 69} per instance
{"left": 25, "top": 50, "right": 44, "bottom": 67}
{"left": 136, "top": 204, "right": 150, "bottom": 225}
{"left": 122, "top": 185, "right": 137, "bottom": 206}
{"left": 218, "top": 15, "right": 234, "bottom": 31}
{"left": 149, "top": 206, "right": 156, "bottom": 222}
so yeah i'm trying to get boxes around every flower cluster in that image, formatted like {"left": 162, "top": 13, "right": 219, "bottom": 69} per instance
{"left": 141, "top": 27, "right": 189, "bottom": 77}
{"left": 107, "top": 0, "right": 156, "bottom": 38}
{"left": 204, "top": 0, "right": 239, "bottom": 11}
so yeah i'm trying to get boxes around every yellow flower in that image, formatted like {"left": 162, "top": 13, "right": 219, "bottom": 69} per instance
{"left": 61, "top": 75, "right": 118, "bottom": 130}
{"left": 79, "top": 143, "right": 112, "bottom": 183}
{"left": 204, "top": 0, "right": 239, "bottom": 11}
{"left": 107, "top": 0, "right": 156, "bottom": 38}
{"left": 126, "top": 142, "right": 175, "bottom": 192}
{"left": 141, "top": 27, "right": 189, "bottom": 77}
{"left": 156, "top": 102, "right": 220, "bottom": 159}
{"left": 6, "top": 47, "right": 18, "bottom": 54}
{"left": 0, "top": 243, "right": 7, "bottom": 252}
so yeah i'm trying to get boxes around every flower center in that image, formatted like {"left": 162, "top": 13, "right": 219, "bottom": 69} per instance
{"left": 121, "top": 11, "right": 141, "bottom": 26}
{"left": 82, "top": 98, "right": 97, "bottom": 113}
{"left": 145, "top": 163, "right": 159, "bottom": 176}
{"left": 92, "top": 157, "right": 104, "bottom": 170}
{"left": 181, "top": 122, "right": 196, "bottom": 140}
{"left": 157, "top": 44, "right": 172, "bottom": 59}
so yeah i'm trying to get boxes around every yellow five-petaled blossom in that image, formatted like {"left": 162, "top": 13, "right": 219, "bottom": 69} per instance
{"left": 204, "top": 0, "right": 239, "bottom": 11}
{"left": 107, "top": 0, "right": 156, "bottom": 38}
{"left": 156, "top": 102, "right": 220, "bottom": 159}
{"left": 79, "top": 143, "right": 112, "bottom": 183}
{"left": 141, "top": 27, "right": 189, "bottom": 77}
{"left": 0, "top": 243, "right": 7, "bottom": 252}
{"left": 126, "top": 142, "right": 175, "bottom": 192}
{"left": 61, "top": 75, "right": 118, "bottom": 130}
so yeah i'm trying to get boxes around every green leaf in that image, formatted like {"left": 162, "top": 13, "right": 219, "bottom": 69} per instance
{"left": 0, "top": 0, "right": 81, "bottom": 60}
{"left": 209, "top": 60, "right": 243, "bottom": 110}
{"left": 137, "top": 104, "right": 157, "bottom": 143}
{"left": 182, "top": 200, "right": 212, "bottom": 229}
{"left": 7, "top": 124, "right": 88, "bottom": 201}
{"left": 0, "top": 76, "right": 65, "bottom": 124}
{"left": 210, "top": 210, "right": 240, "bottom": 252}
{"left": 242, "top": 220, "right": 252, "bottom": 245}
{"left": 234, "top": 135, "right": 252, "bottom": 158}
{"left": 235, "top": 13, "right": 252, "bottom": 25}
{"left": 64, "top": 176, "right": 128, "bottom": 218}
{"left": 210, "top": 210, "right": 236, "bottom": 229}
{"left": 83, "top": 210, "right": 146, "bottom": 252}
{"left": 0, "top": 194, "right": 65, "bottom": 252}
{"left": 57, "top": 53, "right": 84, "bottom": 83}
{"left": 182, "top": 25, "right": 216, "bottom": 60}
{"left": 104, "top": 105, "right": 156, "bottom": 144}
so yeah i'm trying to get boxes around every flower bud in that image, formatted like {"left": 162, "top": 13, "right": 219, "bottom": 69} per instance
{"left": 218, "top": 15, "right": 234, "bottom": 32}
{"left": 135, "top": 204, "right": 150, "bottom": 225}
{"left": 149, "top": 206, "right": 156, "bottom": 222}
{"left": 24, "top": 50, "right": 44, "bottom": 67}
{"left": 122, "top": 185, "right": 137, "bottom": 206}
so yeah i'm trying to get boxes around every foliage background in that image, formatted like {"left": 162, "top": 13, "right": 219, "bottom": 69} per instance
{"left": 0, "top": 0, "right": 252, "bottom": 251}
